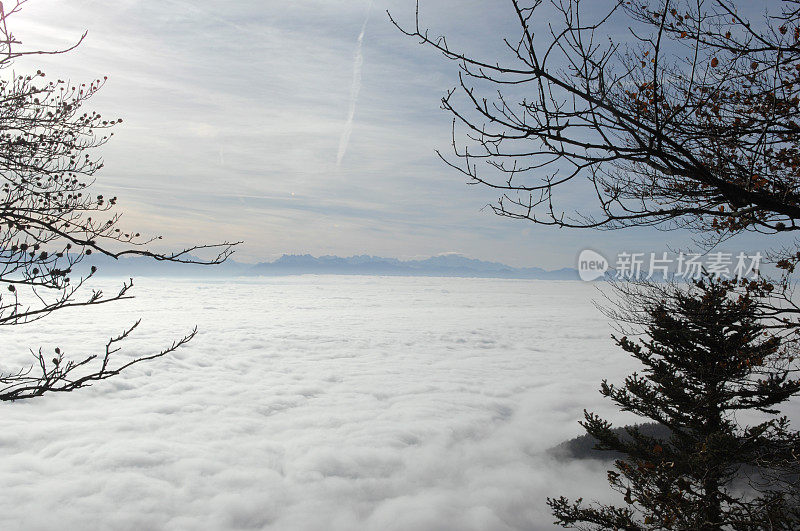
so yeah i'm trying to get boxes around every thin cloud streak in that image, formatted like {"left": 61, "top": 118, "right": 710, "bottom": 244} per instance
{"left": 337, "top": 0, "right": 373, "bottom": 167}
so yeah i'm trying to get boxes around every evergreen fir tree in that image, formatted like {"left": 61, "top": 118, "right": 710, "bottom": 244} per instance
{"left": 548, "top": 277, "right": 800, "bottom": 530}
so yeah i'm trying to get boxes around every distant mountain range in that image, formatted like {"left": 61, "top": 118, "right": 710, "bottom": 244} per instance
{"left": 81, "top": 253, "right": 580, "bottom": 280}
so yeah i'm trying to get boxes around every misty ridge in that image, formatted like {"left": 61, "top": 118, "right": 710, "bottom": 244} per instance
{"left": 0, "top": 277, "right": 620, "bottom": 530}
{"left": 79, "top": 253, "right": 581, "bottom": 280}
{"left": 76, "top": 253, "right": 787, "bottom": 282}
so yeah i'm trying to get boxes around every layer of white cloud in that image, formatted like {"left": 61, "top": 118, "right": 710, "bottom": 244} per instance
{"left": 0, "top": 277, "right": 662, "bottom": 530}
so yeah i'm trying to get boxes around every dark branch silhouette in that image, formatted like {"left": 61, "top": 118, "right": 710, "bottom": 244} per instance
{"left": 391, "top": 1, "right": 800, "bottom": 247}
{"left": 0, "top": 1, "right": 240, "bottom": 401}
{"left": 0, "top": 318, "right": 196, "bottom": 401}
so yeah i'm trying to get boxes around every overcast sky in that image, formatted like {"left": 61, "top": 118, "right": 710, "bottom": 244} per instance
{"left": 10, "top": 0, "right": 787, "bottom": 268}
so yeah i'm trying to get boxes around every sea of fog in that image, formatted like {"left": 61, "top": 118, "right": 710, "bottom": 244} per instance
{"left": 0, "top": 275, "right": 790, "bottom": 530}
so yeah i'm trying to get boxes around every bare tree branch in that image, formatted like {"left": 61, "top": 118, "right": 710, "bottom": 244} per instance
{"left": 0, "top": 2, "right": 240, "bottom": 401}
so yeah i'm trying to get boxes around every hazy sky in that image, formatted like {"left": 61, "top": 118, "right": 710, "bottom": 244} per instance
{"left": 11, "top": 0, "right": 788, "bottom": 268}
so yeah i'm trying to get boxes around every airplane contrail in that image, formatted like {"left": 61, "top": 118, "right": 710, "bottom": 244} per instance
{"left": 337, "top": 0, "right": 373, "bottom": 167}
